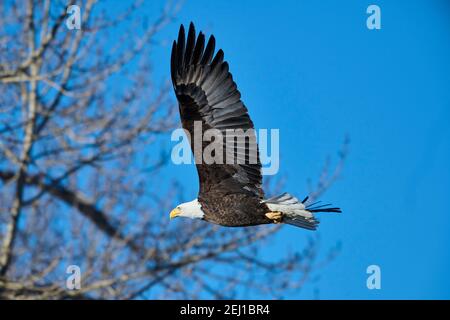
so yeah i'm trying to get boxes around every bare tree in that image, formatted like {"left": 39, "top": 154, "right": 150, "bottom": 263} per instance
{"left": 0, "top": 0, "right": 346, "bottom": 299}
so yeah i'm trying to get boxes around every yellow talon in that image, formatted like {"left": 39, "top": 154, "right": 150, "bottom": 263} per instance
{"left": 265, "top": 211, "right": 283, "bottom": 224}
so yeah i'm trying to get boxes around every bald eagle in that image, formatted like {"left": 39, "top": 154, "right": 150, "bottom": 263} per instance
{"left": 169, "top": 23, "right": 341, "bottom": 230}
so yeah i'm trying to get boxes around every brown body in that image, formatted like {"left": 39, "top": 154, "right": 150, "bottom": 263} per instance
{"left": 199, "top": 189, "right": 272, "bottom": 227}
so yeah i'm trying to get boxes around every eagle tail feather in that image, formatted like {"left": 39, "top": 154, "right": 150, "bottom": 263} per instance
{"left": 263, "top": 192, "right": 341, "bottom": 231}
{"left": 284, "top": 216, "right": 319, "bottom": 231}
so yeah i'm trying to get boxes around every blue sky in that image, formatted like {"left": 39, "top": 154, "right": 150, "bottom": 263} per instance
{"left": 145, "top": 0, "right": 450, "bottom": 299}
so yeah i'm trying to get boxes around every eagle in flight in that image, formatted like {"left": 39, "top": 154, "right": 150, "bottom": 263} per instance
{"left": 169, "top": 23, "right": 341, "bottom": 230}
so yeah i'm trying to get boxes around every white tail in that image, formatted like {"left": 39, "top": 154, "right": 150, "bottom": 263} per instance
{"left": 262, "top": 193, "right": 341, "bottom": 231}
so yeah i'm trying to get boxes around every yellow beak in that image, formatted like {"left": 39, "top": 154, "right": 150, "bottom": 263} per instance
{"left": 170, "top": 208, "right": 181, "bottom": 220}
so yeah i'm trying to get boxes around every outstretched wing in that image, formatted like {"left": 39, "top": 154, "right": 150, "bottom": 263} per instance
{"left": 171, "top": 22, "right": 263, "bottom": 198}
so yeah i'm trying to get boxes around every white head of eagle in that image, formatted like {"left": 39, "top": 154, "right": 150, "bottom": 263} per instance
{"left": 170, "top": 199, "right": 204, "bottom": 220}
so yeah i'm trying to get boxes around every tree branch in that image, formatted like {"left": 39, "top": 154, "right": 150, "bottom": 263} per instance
{"left": 0, "top": 170, "right": 139, "bottom": 252}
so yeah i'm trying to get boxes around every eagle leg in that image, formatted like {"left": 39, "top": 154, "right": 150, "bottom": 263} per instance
{"left": 265, "top": 211, "right": 283, "bottom": 224}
